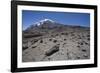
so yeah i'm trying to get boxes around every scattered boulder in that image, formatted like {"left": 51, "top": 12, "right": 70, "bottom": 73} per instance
{"left": 53, "top": 40, "right": 57, "bottom": 43}
{"left": 87, "top": 34, "right": 90, "bottom": 37}
{"left": 32, "top": 46, "right": 37, "bottom": 48}
{"left": 76, "top": 56, "right": 81, "bottom": 59}
{"left": 61, "top": 32, "right": 65, "bottom": 35}
{"left": 83, "top": 54, "right": 88, "bottom": 58}
{"left": 77, "top": 45, "right": 80, "bottom": 48}
{"left": 45, "top": 44, "right": 59, "bottom": 56}
{"left": 34, "top": 39, "right": 38, "bottom": 43}
{"left": 87, "top": 38, "right": 90, "bottom": 41}
{"left": 40, "top": 39, "right": 43, "bottom": 43}
{"left": 49, "top": 38, "right": 52, "bottom": 41}
{"left": 80, "top": 42, "right": 83, "bottom": 45}
{"left": 65, "top": 32, "right": 68, "bottom": 35}
{"left": 64, "top": 38, "right": 66, "bottom": 41}
{"left": 81, "top": 49, "right": 87, "bottom": 52}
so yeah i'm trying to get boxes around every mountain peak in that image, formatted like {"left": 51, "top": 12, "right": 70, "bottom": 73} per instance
{"left": 25, "top": 19, "right": 63, "bottom": 31}
{"left": 36, "top": 19, "right": 55, "bottom": 26}
{"left": 40, "top": 19, "right": 54, "bottom": 22}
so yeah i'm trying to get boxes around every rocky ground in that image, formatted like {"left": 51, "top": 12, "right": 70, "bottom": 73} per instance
{"left": 22, "top": 26, "right": 90, "bottom": 62}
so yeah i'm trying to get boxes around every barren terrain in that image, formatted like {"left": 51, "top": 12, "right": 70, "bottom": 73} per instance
{"left": 22, "top": 19, "right": 90, "bottom": 62}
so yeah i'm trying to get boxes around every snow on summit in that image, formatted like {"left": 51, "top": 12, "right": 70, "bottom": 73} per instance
{"left": 36, "top": 19, "right": 55, "bottom": 26}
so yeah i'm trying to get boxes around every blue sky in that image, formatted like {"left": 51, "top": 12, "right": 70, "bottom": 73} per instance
{"left": 22, "top": 10, "right": 90, "bottom": 30}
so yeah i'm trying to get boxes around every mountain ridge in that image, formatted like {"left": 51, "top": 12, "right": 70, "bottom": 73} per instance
{"left": 24, "top": 19, "right": 89, "bottom": 32}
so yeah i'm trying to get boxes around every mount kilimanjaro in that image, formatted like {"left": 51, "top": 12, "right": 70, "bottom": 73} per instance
{"left": 22, "top": 19, "right": 90, "bottom": 62}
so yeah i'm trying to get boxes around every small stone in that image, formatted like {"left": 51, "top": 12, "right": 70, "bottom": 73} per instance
{"left": 83, "top": 54, "right": 88, "bottom": 58}
{"left": 64, "top": 39, "right": 66, "bottom": 41}
{"left": 48, "top": 58, "right": 51, "bottom": 60}
{"left": 87, "top": 38, "right": 90, "bottom": 41}
{"left": 81, "top": 49, "right": 87, "bottom": 52}
{"left": 53, "top": 40, "right": 57, "bottom": 43}
{"left": 77, "top": 45, "right": 80, "bottom": 48}
{"left": 76, "top": 56, "right": 81, "bottom": 59}
{"left": 32, "top": 46, "right": 37, "bottom": 48}
{"left": 49, "top": 38, "right": 52, "bottom": 41}
{"left": 80, "top": 42, "right": 83, "bottom": 45}
{"left": 40, "top": 40, "right": 43, "bottom": 43}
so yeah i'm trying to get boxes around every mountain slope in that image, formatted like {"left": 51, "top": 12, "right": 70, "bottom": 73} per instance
{"left": 22, "top": 19, "right": 90, "bottom": 62}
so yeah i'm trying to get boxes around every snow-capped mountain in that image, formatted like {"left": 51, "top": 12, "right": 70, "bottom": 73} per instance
{"left": 23, "top": 19, "right": 88, "bottom": 34}
{"left": 36, "top": 19, "right": 55, "bottom": 26}
{"left": 25, "top": 19, "right": 63, "bottom": 32}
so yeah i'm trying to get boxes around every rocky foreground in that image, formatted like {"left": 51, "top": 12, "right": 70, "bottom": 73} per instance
{"left": 22, "top": 19, "right": 90, "bottom": 62}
